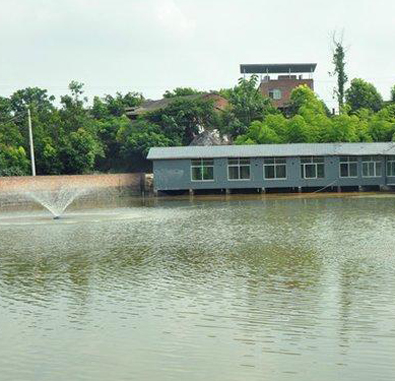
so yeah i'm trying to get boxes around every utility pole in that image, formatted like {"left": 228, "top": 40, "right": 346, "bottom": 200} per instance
{"left": 27, "top": 107, "right": 36, "bottom": 176}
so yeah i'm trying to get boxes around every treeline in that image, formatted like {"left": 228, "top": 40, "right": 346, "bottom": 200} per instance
{"left": 1, "top": 73, "right": 395, "bottom": 176}
{"left": 0, "top": 77, "right": 272, "bottom": 176}
{"left": 235, "top": 77, "right": 395, "bottom": 145}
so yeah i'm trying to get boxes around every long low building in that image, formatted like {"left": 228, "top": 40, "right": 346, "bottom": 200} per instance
{"left": 147, "top": 143, "right": 395, "bottom": 193}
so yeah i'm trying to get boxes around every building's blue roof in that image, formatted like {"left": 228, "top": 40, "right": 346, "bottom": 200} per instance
{"left": 147, "top": 143, "right": 395, "bottom": 160}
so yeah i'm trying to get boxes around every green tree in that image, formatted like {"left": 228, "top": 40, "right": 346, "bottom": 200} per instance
{"left": 320, "top": 114, "right": 358, "bottom": 142}
{"left": 9, "top": 87, "right": 55, "bottom": 115}
{"left": 117, "top": 119, "right": 170, "bottom": 171}
{"left": 330, "top": 34, "right": 348, "bottom": 111}
{"left": 94, "top": 116, "right": 131, "bottom": 172}
{"left": 57, "top": 82, "right": 104, "bottom": 173}
{"left": 289, "top": 85, "right": 328, "bottom": 116}
{"left": 235, "top": 120, "right": 279, "bottom": 145}
{"left": 222, "top": 75, "right": 276, "bottom": 136}
{"left": 0, "top": 145, "right": 29, "bottom": 176}
{"left": 60, "top": 128, "right": 104, "bottom": 174}
{"left": 163, "top": 88, "right": 202, "bottom": 98}
{"left": 391, "top": 85, "right": 395, "bottom": 102}
{"left": 92, "top": 92, "right": 143, "bottom": 118}
{"left": 345, "top": 78, "right": 383, "bottom": 113}
{"left": 286, "top": 115, "right": 312, "bottom": 143}
{"left": 145, "top": 97, "right": 220, "bottom": 145}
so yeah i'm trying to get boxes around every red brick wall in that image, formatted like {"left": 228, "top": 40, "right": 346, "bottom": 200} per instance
{"left": 0, "top": 173, "right": 145, "bottom": 194}
{"left": 260, "top": 78, "right": 314, "bottom": 108}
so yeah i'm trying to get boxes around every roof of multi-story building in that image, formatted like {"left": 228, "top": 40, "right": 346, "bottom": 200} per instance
{"left": 240, "top": 63, "right": 317, "bottom": 74}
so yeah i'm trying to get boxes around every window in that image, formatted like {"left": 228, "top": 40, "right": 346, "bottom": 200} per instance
{"left": 191, "top": 158, "right": 214, "bottom": 181}
{"left": 228, "top": 158, "right": 251, "bottom": 180}
{"left": 387, "top": 156, "right": 395, "bottom": 176}
{"left": 268, "top": 89, "right": 282, "bottom": 100}
{"left": 264, "top": 157, "right": 286, "bottom": 179}
{"left": 339, "top": 156, "right": 358, "bottom": 178}
{"left": 362, "top": 156, "right": 382, "bottom": 178}
{"left": 301, "top": 157, "right": 325, "bottom": 179}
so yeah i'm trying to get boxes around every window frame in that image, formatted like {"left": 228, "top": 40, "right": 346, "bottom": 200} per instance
{"left": 190, "top": 158, "right": 215, "bottom": 182}
{"left": 268, "top": 89, "right": 282, "bottom": 100}
{"left": 362, "top": 156, "right": 382, "bottom": 178}
{"left": 339, "top": 156, "right": 358, "bottom": 178}
{"left": 227, "top": 158, "right": 251, "bottom": 181}
{"left": 387, "top": 156, "right": 395, "bottom": 177}
{"left": 263, "top": 157, "right": 287, "bottom": 180}
{"left": 300, "top": 157, "right": 325, "bottom": 180}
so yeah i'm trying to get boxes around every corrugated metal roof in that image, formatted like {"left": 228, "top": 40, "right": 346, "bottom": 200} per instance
{"left": 147, "top": 143, "right": 395, "bottom": 160}
{"left": 125, "top": 94, "right": 228, "bottom": 116}
{"left": 240, "top": 63, "right": 317, "bottom": 74}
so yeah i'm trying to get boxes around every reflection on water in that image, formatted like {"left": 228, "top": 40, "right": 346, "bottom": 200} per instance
{"left": 1, "top": 194, "right": 395, "bottom": 381}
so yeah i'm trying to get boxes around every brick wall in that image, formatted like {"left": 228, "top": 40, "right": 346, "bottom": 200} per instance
{"left": 0, "top": 173, "right": 146, "bottom": 194}
{"left": 260, "top": 78, "right": 314, "bottom": 108}
{"left": 0, "top": 173, "right": 151, "bottom": 210}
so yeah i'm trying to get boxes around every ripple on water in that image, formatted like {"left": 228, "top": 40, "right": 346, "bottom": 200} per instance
{"left": 1, "top": 196, "right": 395, "bottom": 380}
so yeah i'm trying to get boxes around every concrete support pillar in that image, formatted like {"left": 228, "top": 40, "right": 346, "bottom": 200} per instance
{"left": 189, "top": 189, "right": 194, "bottom": 196}
{"left": 298, "top": 187, "right": 302, "bottom": 193}
{"left": 358, "top": 186, "right": 363, "bottom": 192}
{"left": 261, "top": 187, "right": 266, "bottom": 194}
{"left": 337, "top": 186, "right": 341, "bottom": 193}
{"left": 226, "top": 189, "right": 231, "bottom": 195}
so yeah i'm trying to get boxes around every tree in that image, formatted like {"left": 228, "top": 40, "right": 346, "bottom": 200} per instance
{"left": 221, "top": 75, "right": 276, "bottom": 136}
{"left": 345, "top": 78, "right": 383, "bottom": 113}
{"left": 330, "top": 33, "right": 348, "bottom": 112}
{"left": 391, "top": 85, "right": 395, "bottom": 102}
{"left": 94, "top": 116, "right": 131, "bottom": 172}
{"left": 286, "top": 115, "right": 312, "bottom": 143}
{"left": 145, "top": 97, "right": 220, "bottom": 145}
{"left": 320, "top": 114, "right": 358, "bottom": 142}
{"left": 9, "top": 87, "right": 55, "bottom": 115}
{"left": 288, "top": 85, "right": 328, "bottom": 116}
{"left": 0, "top": 144, "right": 29, "bottom": 176}
{"left": 92, "top": 92, "right": 143, "bottom": 118}
{"left": 163, "top": 88, "right": 202, "bottom": 98}
{"left": 235, "top": 120, "right": 280, "bottom": 145}
{"left": 117, "top": 119, "right": 170, "bottom": 171}
{"left": 60, "top": 128, "right": 104, "bottom": 174}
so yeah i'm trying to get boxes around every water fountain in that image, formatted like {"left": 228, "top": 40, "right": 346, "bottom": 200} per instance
{"left": 25, "top": 185, "right": 90, "bottom": 219}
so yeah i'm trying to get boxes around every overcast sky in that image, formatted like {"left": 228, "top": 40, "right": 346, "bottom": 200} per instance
{"left": 1, "top": 0, "right": 394, "bottom": 109}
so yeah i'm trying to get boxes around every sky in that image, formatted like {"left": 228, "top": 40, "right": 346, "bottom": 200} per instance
{"left": 1, "top": 0, "right": 394, "bottom": 110}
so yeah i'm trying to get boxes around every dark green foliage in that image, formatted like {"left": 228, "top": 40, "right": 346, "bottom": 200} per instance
{"left": 163, "top": 87, "right": 202, "bottom": 98}
{"left": 345, "top": 78, "right": 383, "bottom": 113}
{"left": 117, "top": 119, "right": 171, "bottom": 172}
{"left": 391, "top": 85, "right": 395, "bottom": 103}
{"left": 145, "top": 97, "right": 221, "bottom": 145}
{"left": 92, "top": 92, "right": 143, "bottom": 119}
{"left": 220, "top": 75, "right": 277, "bottom": 137}
{"left": 1, "top": 76, "right": 395, "bottom": 177}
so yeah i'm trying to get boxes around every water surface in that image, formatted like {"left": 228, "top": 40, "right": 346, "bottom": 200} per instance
{"left": 1, "top": 194, "right": 395, "bottom": 381}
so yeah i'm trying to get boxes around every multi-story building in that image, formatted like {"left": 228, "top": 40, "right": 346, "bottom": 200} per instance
{"left": 240, "top": 63, "right": 317, "bottom": 111}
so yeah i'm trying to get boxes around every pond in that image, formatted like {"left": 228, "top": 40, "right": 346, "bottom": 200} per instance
{"left": 1, "top": 193, "right": 395, "bottom": 381}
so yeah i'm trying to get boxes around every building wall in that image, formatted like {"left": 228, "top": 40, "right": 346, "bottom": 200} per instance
{"left": 153, "top": 156, "right": 392, "bottom": 191}
{"left": 259, "top": 78, "right": 314, "bottom": 108}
